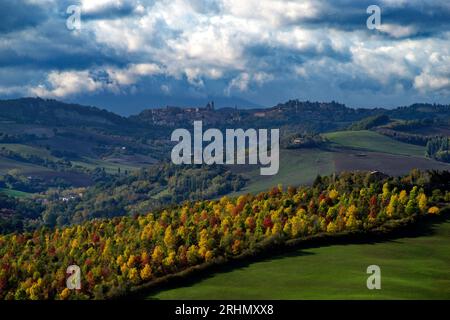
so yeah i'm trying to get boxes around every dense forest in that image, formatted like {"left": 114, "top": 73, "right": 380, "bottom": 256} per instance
{"left": 0, "top": 194, "right": 44, "bottom": 233}
{"left": 41, "top": 164, "right": 246, "bottom": 227}
{"left": 0, "top": 170, "right": 448, "bottom": 300}
{"left": 348, "top": 114, "right": 390, "bottom": 131}
{"left": 426, "top": 137, "right": 450, "bottom": 163}
{"left": 0, "top": 164, "right": 246, "bottom": 233}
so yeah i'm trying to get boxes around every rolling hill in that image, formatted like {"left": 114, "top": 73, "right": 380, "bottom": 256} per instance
{"left": 228, "top": 130, "right": 450, "bottom": 196}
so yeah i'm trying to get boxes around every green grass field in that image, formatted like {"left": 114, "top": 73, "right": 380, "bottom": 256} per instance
{"left": 148, "top": 217, "right": 450, "bottom": 300}
{"left": 0, "top": 187, "right": 33, "bottom": 198}
{"left": 229, "top": 149, "right": 335, "bottom": 196}
{"left": 323, "top": 130, "right": 425, "bottom": 157}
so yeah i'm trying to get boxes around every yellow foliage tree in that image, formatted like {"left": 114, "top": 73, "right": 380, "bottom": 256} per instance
{"left": 329, "top": 189, "right": 339, "bottom": 200}
{"left": 398, "top": 190, "right": 408, "bottom": 205}
{"left": 417, "top": 193, "right": 427, "bottom": 213}
{"left": 386, "top": 194, "right": 398, "bottom": 218}
{"left": 152, "top": 245, "right": 164, "bottom": 264}
{"left": 428, "top": 206, "right": 440, "bottom": 215}
{"left": 164, "top": 225, "right": 176, "bottom": 249}
{"left": 163, "top": 250, "right": 176, "bottom": 267}
{"left": 127, "top": 255, "right": 137, "bottom": 268}
{"left": 198, "top": 229, "right": 209, "bottom": 258}
{"left": 345, "top": 214, "right": 359, "bottom": 230}
{"left": 326, "top": 221, "right": 338, "bottom": 233}
{"left": 59, "top": 288, "right": 71, "bottom": 300}
{"left": 271, "top": 222, "right": 282, "bottom": 236}
{"left": 128, "top": 267, "right": 140, "bottom": 284}
{"left": 140, "top": 264, "right": 152, "bottom": 281}
{"left": 205, "top": 250, "right": 214, "bottom": 262}
{"left": 231, "top": 239, "right": 241, "bottom": 255}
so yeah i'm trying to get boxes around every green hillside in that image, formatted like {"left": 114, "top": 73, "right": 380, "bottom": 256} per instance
{"left": 324, "top": 130, "right": 425, "bottom": 157}
{"left": 0, "top": 142, "right": 139, "bottom": 178}
{"left": 0, "top": 188, "right": 33, "bottom": 198}
{"left": 0, "top": 144, "right": 56, "bottom": 160}
{"left": 229, "top": 149, "right": 335, "bottom": 195}
{"left": 149, "top": 216, "right": 450, "bottom": 300}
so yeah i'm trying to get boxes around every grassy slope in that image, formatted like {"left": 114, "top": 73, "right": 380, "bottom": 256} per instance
{"left": 229, "top": 149, "right": 335, "bottom": 196}
{"left": 0, "top": 188, "right": 33, "bottom": 198}
{"left": 323, "top": 130, "right": 425, "bottom": 157}
{"left": 0, "top": 156, "right": 52, "bottom": 175}
{"left": 230, "top": 131, "right": 430, "bottom": 196}
{"left": 149, "top": 217, "right": 450, "bottom": 300}
{"left": 0, "top": 141, "right": 139, "bottom": 176}
{"left": 0, "top": 143, "right": 57, "bottom": 160}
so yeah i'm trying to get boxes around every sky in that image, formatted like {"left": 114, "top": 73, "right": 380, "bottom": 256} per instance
{"left": 0, "top": 0, "right": 449, "bottom": 115}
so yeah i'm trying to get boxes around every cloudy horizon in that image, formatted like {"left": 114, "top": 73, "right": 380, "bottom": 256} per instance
{"left": 1, "top": 0, "right": 450, "bottom": 115}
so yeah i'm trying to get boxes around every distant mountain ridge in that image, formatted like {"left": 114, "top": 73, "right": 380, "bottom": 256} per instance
{"left": 0, "top": 97, "right": 449, "bottom": 133}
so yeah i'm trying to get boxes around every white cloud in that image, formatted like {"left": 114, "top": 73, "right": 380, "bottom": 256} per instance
{"left": 414, "top": 74, "right": 450, "bottom": 92}
{"left": 107, "top": 63, "right": 162, "bottom": 86}
{"left": 222, "top": 0, "right": 321, "bottom": 27}
{"left": 80, "top": 0, "right": 131, "bottom": 14}
{"left": 30, "top": 70, "right": 102, "bottom": 98}
{"left": 414, "top": 52, "right": 450, "bottom": 92}
{"left": 226, "top": 72, "right": 273, "bottom": 95}
{"left": 379, "top": 24, "right": 418, "bottom": 38}
{"left": 30, "top": 63, "right": 163, "bottom": 98}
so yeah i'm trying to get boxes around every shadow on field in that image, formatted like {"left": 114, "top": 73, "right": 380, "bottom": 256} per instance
{"left": 131, "top": 213, "right": 449, "bottom": 300}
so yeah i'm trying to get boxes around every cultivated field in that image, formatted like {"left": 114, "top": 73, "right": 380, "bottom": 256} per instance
{"left": 333, "top": 151, "right": 450, "bottom": 176}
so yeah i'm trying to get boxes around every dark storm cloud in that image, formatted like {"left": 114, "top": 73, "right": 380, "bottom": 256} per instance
{"left": 0, "top": 0, "right": 48, "bottom": 33}
{"left": 244, "top": 44, "right": 351, "bottom": 75}
{"left": 0, "top": 15, "right": 128, "bottom": 71}
{"left": 82, "top": 2, "right": 143, "bottom": 21}
{"left": 304, "top": 0, "right": 450, "bottom": 38}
